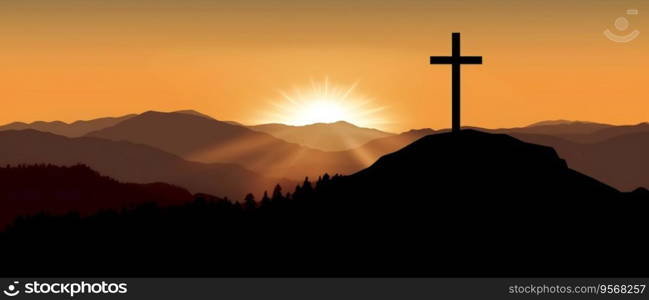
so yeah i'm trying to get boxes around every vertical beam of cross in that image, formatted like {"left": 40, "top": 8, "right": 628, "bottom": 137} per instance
{"left": 452, "top": 34, "right": 461, "bottom": 133}
{"left": 429, "top": 33, "right": 483, "bottom": 133}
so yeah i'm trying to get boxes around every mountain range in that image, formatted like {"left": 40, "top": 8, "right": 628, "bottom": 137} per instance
{"left": 0, "top": 114, "right": 136, "bottom": 137}
{"left": 1, "top": 110, "right": 648, "bottom": 191}
{"left": 504, "top": 130, "right": 649, "bottom": 191}
{"left": 0, "top": 129, "right": 292, "bottom": 200}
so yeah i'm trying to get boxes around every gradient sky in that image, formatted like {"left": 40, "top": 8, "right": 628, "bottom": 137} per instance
{"left": 0, "top": 0, "right": 647, "bottom": 132}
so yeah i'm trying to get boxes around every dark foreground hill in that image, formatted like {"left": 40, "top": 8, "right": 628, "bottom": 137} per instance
{"left": 352, "top": 129, "right": 620, "bottom": 199}
{"left": 1, "top": 130, "right": 647, "bottom": 276}
{"left": 360, "top": 126, "right": 649, "bottom": 191}
{"left": 0, "top": 164, "right": 193, "bottom": 228}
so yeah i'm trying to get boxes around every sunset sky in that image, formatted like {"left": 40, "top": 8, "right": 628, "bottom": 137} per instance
{"left": 1, "top": 0, "right": 647, "bottom": 132}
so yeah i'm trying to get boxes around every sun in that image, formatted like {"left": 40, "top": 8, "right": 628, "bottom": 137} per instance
{"left": 259, "top": 78, "right": 390, "bottom": 128}
{"left": 297, "top": 99, "right": 349, "bottom": 125}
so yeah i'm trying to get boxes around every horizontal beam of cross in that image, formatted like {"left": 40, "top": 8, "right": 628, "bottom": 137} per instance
{"left": 429, "top": 56, "right": 483, "bottom": 64}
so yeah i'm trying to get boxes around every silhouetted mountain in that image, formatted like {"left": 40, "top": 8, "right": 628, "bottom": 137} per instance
{"left": 85, "top": 111, "right": 365, "bottom": 179}
{"left": 172, "top": 109, "right": 215, "bottom": 120}
{"left": 224, "top": 120, "right": 245, "bottom": 126}
{"left": 2, "top": 130, "right": 645, "bottom": 276}
{"left": 0, "top": 114, "right": 136, "bottom": 137}
{"left": 527, "top": 119, "right": 575, "bottom": 126}
{"left": 77, "top": 111, "right": 439, "bottom": 180}
{"left": 576, "top": 131, "right": 649, "bottom": 190}
{"left": 488, "top": 121, "right": 649, "bottom": 144}
{"left": 0, "top": 164, "right": 193, "bottom": 228}
{"left": 249, "top": 121, "right": 394, "bottom": 151}
{"left": 0, "top": 110, "right": 222, "bottom": 138}
{"left": 524, "top": 120, "right": 613, "bottom": 134}
{"left": 565, "top": 122, "right": 649, "bottom": 143}
{"left": 344, "top": 128, "right": 436, "bottom": 158}
{"left": 0, "top": 130, "right": 292, "bottom": 200}
{"left": 508, "top": 131, "right": 649, "bottom": 191}
{"left": 87, "top": 111, "right": 287, "bottom": 158}
{"left": 174, "top": 109, "right": 244, "bottom": 125}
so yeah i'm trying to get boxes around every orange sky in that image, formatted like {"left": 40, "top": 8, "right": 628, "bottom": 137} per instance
{"left": 0, "top": 0, "right": 647, "bottom": 132}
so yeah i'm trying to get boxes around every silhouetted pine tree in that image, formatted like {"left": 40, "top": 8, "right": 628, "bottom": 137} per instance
{"left": 271, "top": 184, "right": 283, "bottom": 202}
{"left": 292, "top": 177, "right": 314, "bottom": 202}
{"left": 232, "top": 201, "right": 243, "bottom": 212}
{"left": 260, "top": 191, "right": 271, "bottom": 209}
{"left": 244, "top": 193, "right": 256, "bottom": 210}
{"left": 293, "top": 184, "right": 303, "bottom": 201}
{"left": 302, "top": 177, "right": 313, "bottom": 193}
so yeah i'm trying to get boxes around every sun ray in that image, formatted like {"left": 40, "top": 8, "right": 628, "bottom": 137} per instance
{"left": 340, "top": 81, "right": 358, "bottom": 101}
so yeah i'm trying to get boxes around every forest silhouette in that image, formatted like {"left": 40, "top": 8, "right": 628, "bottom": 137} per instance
{"left": 0, "top": 164, "right": 193, "bottom": 228}
{"left": 1, "top": 130, "right": 647, "bottom": 276}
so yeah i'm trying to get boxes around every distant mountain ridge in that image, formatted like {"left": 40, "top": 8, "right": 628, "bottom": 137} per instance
{"left": 507, "top": 131, "right": 649, "bottom": 191}
{"left": 564, "top": 122, "right": 649, "bottom": 143}
{"left": 513, "top": 120, "right": 614, "bottom": 136}
{"left": 528, "top": 119, "right": 610, "bottom": 127}
{"left": 0, "top": 114, "right": 136, "bottom": 137}
{"left": 0, "top": 110, "right": 226, "bottom": 138}
{"left": 249, "top": 121, "right": 394, "bottom": 151}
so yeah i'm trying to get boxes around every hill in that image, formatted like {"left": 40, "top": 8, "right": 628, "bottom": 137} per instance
{"left": 349, "top": 130, "right": 619, "bottom": 199}
{"left": 0, "top": 164, "right": 193, "bottom": 228}
{"left": 249, "top": 121, "right": 394, "bottom": 151}
{"left": 348, "top": 125, "right": 649, "bottom": 191}
{"left": 0, "top": 130, "right": 292, "bottom": 200}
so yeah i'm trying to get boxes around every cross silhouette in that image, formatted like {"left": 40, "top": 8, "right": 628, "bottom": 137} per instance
{"left": 429, "top": 33, "right": 483, "bottom": 133}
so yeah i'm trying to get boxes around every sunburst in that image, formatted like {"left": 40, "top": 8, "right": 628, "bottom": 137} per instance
{"left": 258, "top": 78, "right": 390, "bottom": 129}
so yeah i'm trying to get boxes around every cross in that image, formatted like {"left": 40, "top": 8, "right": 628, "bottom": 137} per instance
{"left": 429, "top": 33, "right": 483, "bottom": 133}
